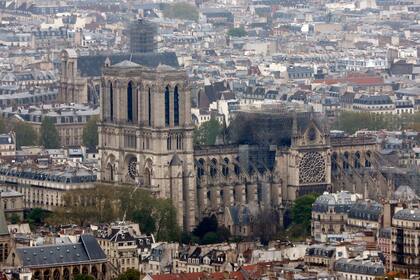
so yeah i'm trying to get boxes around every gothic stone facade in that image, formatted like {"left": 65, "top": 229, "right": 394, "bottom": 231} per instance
{"left": 99, "top": 61, "right": 196, "bottom": 230}
{"left": 99, "top": 63, "right": 388, "bottom": 231}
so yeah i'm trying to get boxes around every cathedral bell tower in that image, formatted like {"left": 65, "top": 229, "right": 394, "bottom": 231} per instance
{"left": 98, "top": 60, "right": 196, "bottom": 230}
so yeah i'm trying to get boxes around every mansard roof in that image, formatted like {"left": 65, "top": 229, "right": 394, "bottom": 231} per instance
{"left": 16, "top": 235, "right": 106, "bottom": 268}
{"left": 353, "top": 94, "right": 393, "bottom": 105}
{"left": 393, "top": 209, "right": 420, "bottom": 221}
{"left": 334, "top": 258, "right": 385, "bottom": 276}
{"left": 348, "top": 201, "right": 382, "bottom": 221}
{"left": 312, "top": 191, "right": 357, "bottom": 213}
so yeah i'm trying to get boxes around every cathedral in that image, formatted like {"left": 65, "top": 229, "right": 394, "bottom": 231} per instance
{"left": 97, "top": 60, "right": 390, "bottom": 231}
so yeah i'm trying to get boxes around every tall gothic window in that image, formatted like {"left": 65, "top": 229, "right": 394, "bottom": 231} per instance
{"left": 127, "top": 81, "right": 133, "bottom": 122}
{"left": 174, "top": 85, "right": 179, "bottom": 126}
{"left": 165, "top": 86, "right": 170, "bottom": 126}
{"left": 109, "top": 81, "right": 114, "bottom": 121}
{"left": 148, "top": 88, "right": 152, "bottom": 126}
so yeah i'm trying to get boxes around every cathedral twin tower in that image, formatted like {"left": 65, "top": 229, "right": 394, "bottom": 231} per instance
{"left": 98, "top": 60, "right": 196, "bottom": 230}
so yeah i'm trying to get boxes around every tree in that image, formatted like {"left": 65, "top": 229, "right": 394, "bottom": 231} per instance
{"left": 228, "top": 27, "right": 247, "bottom": 37}
{"left": 26, "top": 208, "right": 48, "bottom": 225}
{"left": 132, "top": 209, "right": 156, "bottom": 235}
{"left": 117, "top": 269, "right": 140, "bottom": 280}
{"left": 10, "top": 213, "right": 20, "bottom": 224}
{"left": 290, "top": 194, "right": 318, "bottom": 236}
{"left": 201, "top": 232, "right": 219, "bottom": 245}
{"left": 193, "top": 119, "right": 222, "bottom": 146}
{"left": 332, "top": 111, "right": 404, "bottom": 134}
{"left": 49, "top": 184, "right": 181, "bottom": 242}
{"left": 162, "top": 2, "right": 199, "bottom": 21}
{"left": 190, "top": 215, "right": 230, "bottom": 244}
{"left": 83, "top": 116, "right": 99, "bottom": 149}
{"left": 13, "top": 122, "right": 38, "bottom": 149}
{"left": 192, "top": 215, "right": 218, "bottom": 239}
{"left": 74, "top": 275, "right": 95, "bottom": 280}
{"left": 40, "top": 117, "right": 60, "bottom": 149}
{"left": 251, "top": 208, "right": 279, "bottom": 245}
{"left": 154, "top": 199, "right": 181, "bottom": 242}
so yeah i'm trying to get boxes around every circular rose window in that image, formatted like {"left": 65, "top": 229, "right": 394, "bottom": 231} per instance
{"left": 299, "top": 152, "right": 326, "bottom": 184}
{"left": 128, "top": 158, "right": 138, "bottom": 179}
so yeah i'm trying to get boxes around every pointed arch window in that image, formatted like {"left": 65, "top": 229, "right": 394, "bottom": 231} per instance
{"left": 148, "top": 88, "right": 152, "bottom": 126}
{"left": 109, "top": 81, "right": 114, "bottom": 121}
{"left": 127, "top": 81, "right": 134, "bottom": 122}
{"left": 174, "top": 85, "right": 179, "bottom": 126}
{"left": 165, "top": 86, "right": 170, "bottom": 126}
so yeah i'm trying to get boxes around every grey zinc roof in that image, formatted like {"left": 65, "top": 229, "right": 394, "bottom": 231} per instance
{"left": 348, "top": 201, "right": 382, "bottom": 221}
{"left": 334, "top": 258, "right": 384, "bottom": 276}
{"left": 16, "top": 235, "right": 106, "bottom": 268}
{"left": 393, "top": 209, "right": 420, "bottom": 221}
{"left": 111, "top": 60, "right": 141, "bottom": 68}
{"left": 77, "top": 52, "right": 179, "bottom": 77}
{"left": 354, "top": 95, "right": 393, "bottom": 105}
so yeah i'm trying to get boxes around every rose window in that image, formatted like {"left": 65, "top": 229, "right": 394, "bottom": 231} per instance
{"left": 299, "top": 152, "right": 326, "bottom": 184}
{"left": 128, "top": 158, "right": 138, "bottom": 179}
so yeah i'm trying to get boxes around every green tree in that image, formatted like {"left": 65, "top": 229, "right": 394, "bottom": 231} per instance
{"left": 332, "top": 111, "right": 405, "bottom": 134}
{"left": 50, "top": 184, "right": 181, "bottom": 242}
{"left": 10, "top": 213, "right": 20, "bottom": 224}
{"left": 73, "top": 275, "right": 95, "bottom": 280}
{"left": 117, "top": 269, "right": 140, "bottom": 280}
{"left": 154, "top": 199, "right": 181, "bottom": 242}
{"left": 162, "top": 2, "right": 199, "bottom": 21}
{"left": 290, "top": 194, "right": 318, "bottom": 236}
{"left": 26, "top": 208, "right": 48, "bottom": 225}
{"left": 132, "top": 209, "right": 156, "bottom": 235}
{"left": 83, "top": 116, "right": 99, "bottom": 149}
{"left": 192, "top": 215, "right": 218, "bottom": 239}
{"left": 13, "top": 122, "right": 38, "bottom": 149}
{"left": 201, "top": 232, "right": 219, "bottom": 245}
{"left": 193, "top": 119, "right": 222, "bottom": 146}
{"left": 228, "top": 27, "right": 247, "bottom": 37}
{"left": 40, "top": 117, "right": 60, "bottom": 149}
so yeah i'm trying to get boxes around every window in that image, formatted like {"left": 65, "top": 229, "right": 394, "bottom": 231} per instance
{"left": 148, "top": 88, "right": 152, "bottom": 126}
{"left": 165, "top": 86, "right": 170, "bottom": 126}
{"left": 167, "top": 136, "right": 171, "bottom": 150}
{"left": 109, "top": 82, "right": 114, "bottom": 121}
{"left": 174, "top": 86, "right": 179, "bottom": 126}
{"left": 127, "top": 82, "right": 133, "bottom": 122}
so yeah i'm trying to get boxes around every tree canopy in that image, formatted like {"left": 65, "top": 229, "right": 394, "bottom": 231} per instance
{"left": 332, "top": 111, "right": 420, "bottom": 134}
{"left": 83, "top": 116, "right": 99, "bottom": 149}
{"left": 186, "top": 215, "right": 230, "bottom": 245}
{"left": 193, "top": 119, "right": 223, "bottom": 146}
{"left": 289, "top": 194, "right": 318, "bottom": 238}
{"left": 162, "top": 2, "right": 199, "bottom": 21}
{"left": 116, "top": 269, "right": 140, "bottom": 280}
{"left": 228, "top": 27, "right": 247, "bottom": 37}
{"left": 26, "top": 208, "right": 49, "bottom": 225}
{"left": 49, "top": 184, "right": 180, "bottom": 242}
{"left": 40, "top": 117, "right": 60, "bottom": 149}
{"left": 13, "top": 122, "right": 38, "bottom": 149}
